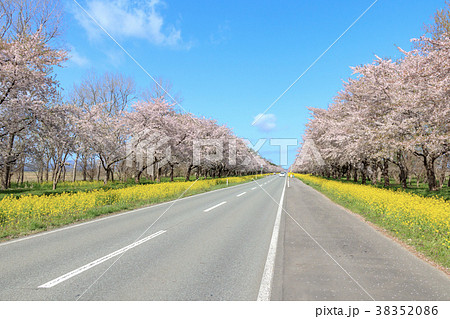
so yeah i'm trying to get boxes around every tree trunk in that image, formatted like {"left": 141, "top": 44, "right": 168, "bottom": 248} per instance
{"left": 371, "top": 162, "right": 378, "bottom": 185}
{"left": 103, "top": 166, "right": 111, "bottom": 185}
{"left": 52, "top": 152, "right": 69, "bottom": 190}
{"left": 185, "top": 164, "right": 192, "bottom": 182}
{"left": 157, "top": 165, "right": 162, "bottom": 183}
{"left": 2, "top": 133, "right": 16, "bottom": 189}
{"left": 97, "top": 161, "right": 102, "bottom": 181}
{"left": 52, "top": 164, "right": 64, "bottom": 190}
{"left": 361, "top": 161, "right": 367, "bottom": 185}
{"left": 44, "top": 158, "right": 50, "bottom": 182}
{"left": 382, "top": 159, "right": 390, "bottom": 187}
{"left": 134, "top": 160, "right": 150, "bottom": 184}
{"left": 438, "top": 155, "right": 448, "bottom": 188}
{"left": 135, "top": 171, "right": 142, "bottom": 184}
{"left": 439, "top": 169, "right": 446, "bottom": 188}
{"left": 52, "top": 165, "right": 60, "bottom": 190}
{"left": 170, "top": 164, "right": 174, "bottom": 182}
{"left": 398, "top": 162, "right": 408, "bottom": 189}
{"left": 72, "top": 153, "right": 79, "bottom": 182}
{"left": 38, "top": 160, "right": 44, "bottom": 183}
{"left": 20, "top": 162, "right": 24, "bottom": 185}
{"left": 151, "top": 158, "right": 156, "bottom": 182}
{"left": 353, "top": 165, "right": 358, "bottom": 183}
{"left": 51, "top": 161, "right": 56, "bottom": 184}
{"left": 392, "top": 150, "right": 408, "bottom": 189}
{"left": 82, "top": 156, "right": 87, "bottom": 181}
{"left": 423, "top": 156, "right": 438, "bottom": 191}
{"left": 414, "top": 148, "right": 438, "bottom": 191}
{"left": 89, "top": 160, "right": 94, "bottom": 181}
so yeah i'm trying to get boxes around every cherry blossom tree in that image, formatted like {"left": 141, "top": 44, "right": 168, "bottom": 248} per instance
{"left": 0, "top": 31, "right": 66, "bottom": 189}
{"left": 125, "top": 97, "right": 177, "bottom": 183}
{"left": 397, "top": 36, "right": 450, "bottom": 190}
{"left": 74, "top": 103, "right": 130, "bottom": 185}
{"left": 70, "top": 72, "right": 136, "bottom": 184}
{"left": 294, "top": 34, "right": 449, "bottom": 191}
{"left": 43, "top": 104, "right": 77, "bottom": 190}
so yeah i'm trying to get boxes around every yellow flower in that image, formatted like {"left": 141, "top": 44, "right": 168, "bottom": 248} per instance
{"left": 0, "top": 175, "right": 265, "bottom": 235}
{"left": 294, "top": 174, "right": 450, "bottom": 254}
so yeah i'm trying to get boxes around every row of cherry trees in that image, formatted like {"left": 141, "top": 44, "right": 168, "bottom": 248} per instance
{"left": 0, "top": 0, "right": 278, "bottom": 190}
{"left": 292, "top": 19, "right": 449, "bottom": 191}
{"left": 67, "top": 75, "right": 278, "bottom": 188}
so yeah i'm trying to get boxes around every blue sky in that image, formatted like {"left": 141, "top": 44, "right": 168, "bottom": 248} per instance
{"left": 57, "top": 0, "right": 446, "bottom": 168}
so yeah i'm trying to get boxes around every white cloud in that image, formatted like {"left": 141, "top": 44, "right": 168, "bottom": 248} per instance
{"left": 67, "top": 45, "right": 90, "bottom": 67}
{"left": 253, "top": 113, "right": 277, "bottom": 132}
{"left": 73, "top": 0, "right": 183, "bottom": 47}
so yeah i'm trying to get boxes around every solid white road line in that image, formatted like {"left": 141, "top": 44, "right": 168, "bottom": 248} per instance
{"left": 38, "top": 230, "right": 166, "bottom": 288}
{"left": 236, "top": 192, "right": 247, "bottom": 197}
{"left": 257, "top": 177, "right": 287, "bottom": 301}
{"left": 203, "top": 201, "right": 227, "bottom": 212}
{"left": 251, "top": 187, "right": 257, "bottom": 190}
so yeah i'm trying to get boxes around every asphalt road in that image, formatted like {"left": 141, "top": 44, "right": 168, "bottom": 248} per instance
{"left": 0, "top": 175, "right": 449, "bottom": 301}
{"left": 0, "top": 175, "right": 284, "bottom": 300}
{"left": 272, "top": 177, "right": 450, "bottom": 301}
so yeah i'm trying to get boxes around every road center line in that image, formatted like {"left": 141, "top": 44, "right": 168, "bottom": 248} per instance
{"left": 38, "top": 230, "right": 166, "bottom": 289}
{"left": 204, "top": 201, "right": 227, "bottom": 212}
{"left": 257, "top": 178, "right": 286, "bottom": 301}
{"left": 236, "top": 192, "right": 247, "bottom": 197}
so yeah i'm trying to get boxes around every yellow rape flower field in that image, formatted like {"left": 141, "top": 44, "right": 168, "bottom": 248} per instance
{"left": 0, "top": 175, "right": 262, "bottom": 240}
{"left": 294, "top": 174, "right": 450, "bottom": 269}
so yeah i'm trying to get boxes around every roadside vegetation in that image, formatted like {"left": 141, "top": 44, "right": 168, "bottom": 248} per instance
{"left": 0, "top": 177, "right": 188, "bottom": 201}
{"left": 296, "top": 175, "right": 450, "bottom": 201}
{"left": 0, "top": 175, "right": 266, "bottom": 241}
{"left": 295, "top": 174, "right": 450, "bottom": 269}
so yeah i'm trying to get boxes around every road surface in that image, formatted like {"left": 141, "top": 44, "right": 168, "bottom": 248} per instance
{"left": 0, "top": 175, "right": 448, "bottom": 300}
{"left": 272, "top": 177, "right": 449, "bottom": 300}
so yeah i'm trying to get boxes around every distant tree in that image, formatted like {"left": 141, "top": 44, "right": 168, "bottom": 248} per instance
{"left": 425, "top": 0, "right": 450, "bottom": 39}
{"left": 70, "top": 72, "right": 136, "bottom": 184}
{"left": 0, "top": 0, "right": 63, "bottom": 43}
